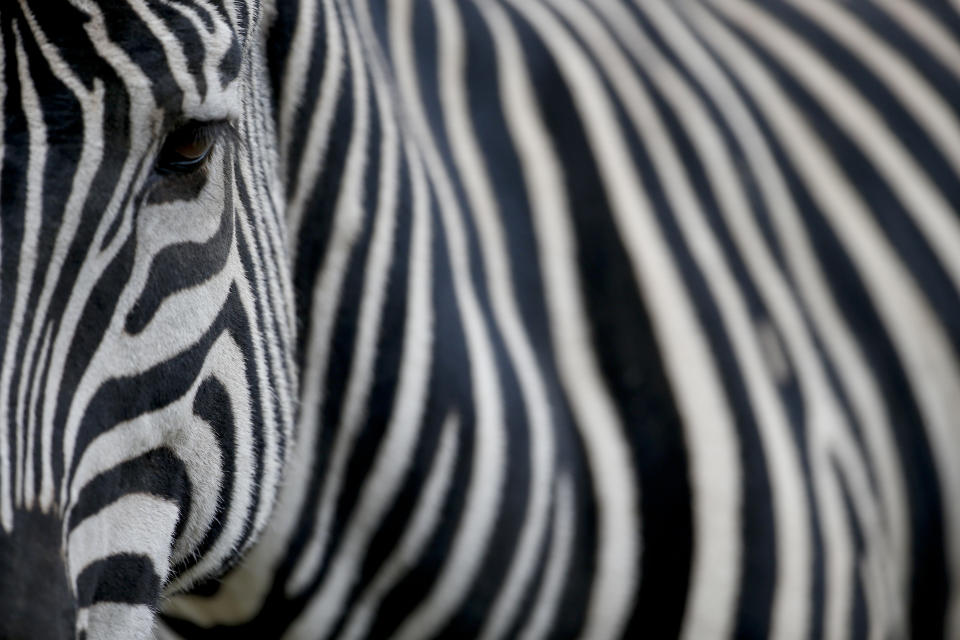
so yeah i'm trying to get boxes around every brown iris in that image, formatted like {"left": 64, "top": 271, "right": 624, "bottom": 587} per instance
{"left": 156, "top": 121, "right": 217, "bottom": 174}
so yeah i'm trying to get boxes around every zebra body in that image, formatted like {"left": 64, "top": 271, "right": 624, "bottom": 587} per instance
{"left": 166, "top": 1, "right": 960, "bottom": 638}
{"left": 1, "top": 1, "right": 959, "bottom": 639}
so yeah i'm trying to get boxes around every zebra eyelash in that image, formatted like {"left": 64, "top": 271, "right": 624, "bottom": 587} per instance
{"left": 182, "top": 120, "right": 241, "bottom": 149}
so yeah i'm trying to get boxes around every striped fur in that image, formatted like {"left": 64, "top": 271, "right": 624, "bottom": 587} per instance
{"left": 0, "top": 2, "right": 295, "bottom": 638}
{"left": 2, "top": 0, "right": 960, "bottom": 639}
{"left": 162, "top": 1, "right": 960, "bottom": 639}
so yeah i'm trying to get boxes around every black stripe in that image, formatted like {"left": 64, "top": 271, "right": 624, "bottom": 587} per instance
{"left": 145, "top": 0, "right": 208, "bottom": 97}
{"left": 68, "top": 448, "right": 191, "bottom": 541}
{"left": 76, "top": 554, "right": 161, "bottom": 608}
{"left": 507, "top": 6, "right": 693, "bottom": 637}
{"left": 170, "top": 377, "right": 236, "bottom": 576}
{"left": 125, "top": 157, "right": 235, "bottom": 335}
{"left": 91, "top": 0, "right": 183, "bottom": 121}
{"left": 704, "top": 6, "right": 949, "bottom": 636}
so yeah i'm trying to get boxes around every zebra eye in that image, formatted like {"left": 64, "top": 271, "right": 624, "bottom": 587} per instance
{"left": 156, "top": 121, "right": 218, "bottom": 174}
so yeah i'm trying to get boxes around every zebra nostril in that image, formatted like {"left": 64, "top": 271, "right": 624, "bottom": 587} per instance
{"left": 0, "top": 511, "right": 75, "bottom": 639}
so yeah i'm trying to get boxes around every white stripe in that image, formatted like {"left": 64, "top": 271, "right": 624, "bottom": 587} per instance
{"left": 340, "top": 413, "right": 460, "bottom": 640}
{"left": 163, "top": 330, "right": 259, "bottom": 594}
{"left": 501, "top": 1, "right": 737, "bottom": 636}
{"left": 432, "top": 3, "right": 556, "bottom": 639}
{"left": 57, "top": 0, "right": 159, "bottom": 504}
{"left": 710, "top": 0, "right": 960, "bottom": 308}
{"left": 77, "top": 603, "right": 156, "bottom": 640}
{"left": 285, "top": 134, "right": 436, "bottom": 638}
{"left": 813, "top": 455, "right": 855, "bottom": 640}
{"left": 67, "top": 408, "right": 221, "bottom": 569}
{"left": 277, "top": 0, "right": 319, "bottom": 168}
{"left": 289, "top": 0, "right": 403, "bottom": 597}
{"left": 6, "top": 23, "right": 48, "bottom": 512}
{"left": 870, "top": 0, "right": 960, "bottom": 79}
{"left": 59, "top": 235, "right": 238, "bottom": 496}
{"left": 67, "top": 493, "right": 179, "bottom": 588}
{"left": 228, "top": 171, "right": 285, "bottom": 544}
{"left": 628, "top": 3, "right": 903, "bottom": 635}
{"left": 335, "top": 0, "right": 401, "bottom": 461}
{"left": 26, "top": 324, "right": 53, "bottom": 507}
{"left": 787, "top": 0, "right": 960, "bottom": 209}
{"left": 543, "top": 2, "right": 753, "bottom": 636}
{"left": 236, "top": 62, "right": 299, "bottom": 449}
{"left": 125, "top": 0, "right": 203, "bottom": 108}
{"left": 388, "top": 0, "right": 507, "bottom": 634}
{"left": 285, "top": 0, "right": 345, "bottom": 252}
{"left": 15, "top": 1, "right": 106, "bottom": 513}
{"left": 661, "top": 3, "right": 909, "bottom": 624}
{"left": 284, "top": 1, "right": 373, "bottom": 594}
{"left": 517, "top": 475, "right": 576, "bottom": 640}
{"left": 153, "top": 0, "right": 247, "bottom": 109}
{"left": 697, "top": 1, "right": 960, "bottom": 633}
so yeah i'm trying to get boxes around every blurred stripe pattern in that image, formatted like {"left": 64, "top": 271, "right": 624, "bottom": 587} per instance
{"left": 161, "top": 2, "right": 960, "bottom": 639}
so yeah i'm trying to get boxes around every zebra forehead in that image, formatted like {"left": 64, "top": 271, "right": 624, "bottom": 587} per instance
{"left": 4, "top": 0, "right": 253, "bottom": 121}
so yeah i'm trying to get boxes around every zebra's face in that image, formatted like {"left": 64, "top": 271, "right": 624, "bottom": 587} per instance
{"left": 0, "top": 2, "right": 295, "bottom": 637}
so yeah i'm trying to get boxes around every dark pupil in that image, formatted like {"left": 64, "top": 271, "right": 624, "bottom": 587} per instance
{"left": 158, "top": 125, "right": 214, "bottom": 173}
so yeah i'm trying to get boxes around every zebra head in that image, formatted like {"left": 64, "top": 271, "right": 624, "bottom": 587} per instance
{"left": 0, "top": 1, "right": 295, "bottom": 637}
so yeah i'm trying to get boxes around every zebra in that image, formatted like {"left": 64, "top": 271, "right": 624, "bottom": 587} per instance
{"left": 2, "top": 0, "right": 960, "bottom": 639}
